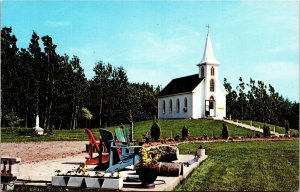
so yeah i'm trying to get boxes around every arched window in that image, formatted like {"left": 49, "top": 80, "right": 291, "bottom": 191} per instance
{"left": 176, "top": 99, "right": 180, "bottom": 113}
{"left": 211, "top": 67, "right": 215, "bottom": 76}
{"left": 169, "top": 99, "right": 173, "bottom": 113}
{"left": 184, "top": 97, "right": 188, "bottom": 112}
{"left": 210, "top": 79, "right": 215, "bottom": 92}
{"left": 162, "top": 100, "right": 166, "bottom": 113}
{"left": 201, "top": 67, "right": 205, "bottom": 77}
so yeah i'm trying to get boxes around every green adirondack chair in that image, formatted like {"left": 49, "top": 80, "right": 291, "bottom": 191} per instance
{"left": 95, "top": 129, "right": 142, "bottom": 173}
{"left": 114, "top": 127, "right": 130, "bottom": 145}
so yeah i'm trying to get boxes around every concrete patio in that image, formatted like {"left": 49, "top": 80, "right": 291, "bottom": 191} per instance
{"left": 16, "top": 153, "right": 208, "bottom": 191}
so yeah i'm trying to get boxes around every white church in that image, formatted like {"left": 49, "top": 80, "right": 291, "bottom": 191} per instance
{"left": 158, "top": 27, "right": 227, "bottom": 119}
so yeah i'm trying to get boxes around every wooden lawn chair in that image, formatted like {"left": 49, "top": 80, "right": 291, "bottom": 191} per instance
{"left": 84, "top": 128, "right": 109, "bottom": 165}
{"left": 95, "top": 129, "right": 142, "bottom": 173}
{"left": 114, "top": 127, "right": 131, "bottom": 154}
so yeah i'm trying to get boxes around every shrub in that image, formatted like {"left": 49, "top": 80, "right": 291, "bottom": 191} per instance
{"left": 174, "top": 135, "right": 180, "bottom": 141}
{"left": 285, "top": 121, "right": 290, "bottom": 136}
{"left": 255, "top": 132, "right": 262, "bottom": 138}
{"left": 17, "top": 128, "right": 35, "bottom": 136}
{"left": 150, "top": 121, "right": 161, "bottom": 141}
{"left": 263, "top": 125, "right": 271, "bottom": 138}
{"left": 221, "top": 123, "right": 229, "bottom": 139}
{"left": 143, "top": 131, "right": 150, "bottom": 143}
{"left": 181, "top": 125, "right": 189, "bottom": 140}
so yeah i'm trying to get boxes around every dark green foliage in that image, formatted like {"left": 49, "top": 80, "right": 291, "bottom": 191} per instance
{"left": 90, "top": 62, "right": 159, "bottom": 128}
{"left": 255, "top": 132, "right": 262, "bottom": 138}
{"left": 4, "top": 112, "right": 24, "bottom": 128}
{"left": 150, "top": 121, "right": 161, "bottom": 141}
{"left": 284, "top": 120, "right": 290, "bottom": 135}
{"left": 1, "top": 27, "right": 159, "bottom": 129}
{"left": 17, "top": 128, "right": 35, "bottom": 136}
{"left": 263, "top": 125, "right": 271, "bottom": 138}
{"left": 221, "top": 123, "right": 229, "bottom": 139}
{"left": 181, "top": 125, "right": 189, "bottom": 140}
{"left": 224, "top": 78, "right": 299, "bottom": 130}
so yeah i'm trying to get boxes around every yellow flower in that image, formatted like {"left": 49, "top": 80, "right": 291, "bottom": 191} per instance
{"left": 140, "top": 147, "right": 161, "bottom": 168}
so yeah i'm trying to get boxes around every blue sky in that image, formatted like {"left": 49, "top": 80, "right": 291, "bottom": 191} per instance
{"left": 3, "top": 1, "right": 299, "bottom": 102}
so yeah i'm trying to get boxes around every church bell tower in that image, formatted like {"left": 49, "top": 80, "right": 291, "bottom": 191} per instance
{"left": 197, "top": 25, "right": 220, "bottom": 117}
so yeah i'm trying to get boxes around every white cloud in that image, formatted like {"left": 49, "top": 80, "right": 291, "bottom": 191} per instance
{"left": 253, "top": 61, "right": 299, "bottom": 80}
{"left": 268, "top": 43, "right": 299, "bottom": 53}
{"left": 123, "top": 29, "right": 201, "bottom": 68}
{"left": 44, "top": 21, "right": 71, "bottom": 28}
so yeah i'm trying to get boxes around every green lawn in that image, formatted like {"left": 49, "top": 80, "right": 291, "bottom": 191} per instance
{"left": 240, "top": 120, "right": 299, "bottom": 135}
{"left": 1, "top": 119, "right": 256, "bottom": 143}
{"left": 175, "top": 140, "right": 299, "bottom": 191}
{"left": 132, "top": 119, "right": 256, "bottom": 140}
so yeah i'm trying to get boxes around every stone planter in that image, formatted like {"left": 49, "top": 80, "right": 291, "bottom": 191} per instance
{"left": 67, "top": 177, "right": 84, "bottom": 187}
{"left": 196, "top": 149, "right": 205, "bottom": 156}
{"left": 52, "top": 175, "right": 123, "bottom": 189}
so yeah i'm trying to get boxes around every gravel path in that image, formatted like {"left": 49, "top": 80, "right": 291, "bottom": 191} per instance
{"left": 1, "top": 141, "right": 88, "bottom": 164}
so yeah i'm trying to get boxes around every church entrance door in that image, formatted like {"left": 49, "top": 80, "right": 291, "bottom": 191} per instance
{"left": 205, "top": 99, "right": 215, "bottom": 117}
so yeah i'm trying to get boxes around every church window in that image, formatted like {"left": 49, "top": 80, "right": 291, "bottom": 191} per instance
{"left": 201, "top": 67, "right": 205, "bottom": 77}
{"left": 176, "top": 99, "right": 180, "bottom": 113}
{"left": 184, "top": 97, "right": 188, "bottom": 112}
{"left": 210, "top": 79, "right": 215, "bottom": 92}
{"left": 169, "top": 99, "right": 173, "bottom": 113}
{"left": 211, "top": 67, "right": 215, "bottom": 76}
{"left": 162, "top": 100, "right": 166, "bottom": 114}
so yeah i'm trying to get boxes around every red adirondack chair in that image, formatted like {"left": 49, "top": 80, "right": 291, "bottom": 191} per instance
{"left": 84, "top": 128, "right": 110, "bottom": 165}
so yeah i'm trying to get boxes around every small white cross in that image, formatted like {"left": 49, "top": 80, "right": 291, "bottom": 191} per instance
{"left": 206, "top": 24, "right": 210, "bottom": 34}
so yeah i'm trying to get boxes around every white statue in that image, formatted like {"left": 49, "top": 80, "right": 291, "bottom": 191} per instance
{"left": 35, "top": 115, "right": 40, "bottom": 128}
{"left": 34, "top": 114, "right": 44, "bottom": 135}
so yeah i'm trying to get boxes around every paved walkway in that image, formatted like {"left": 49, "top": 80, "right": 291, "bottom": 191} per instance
{"left": 224, "top": 119, "right": 285, "bottom": 137}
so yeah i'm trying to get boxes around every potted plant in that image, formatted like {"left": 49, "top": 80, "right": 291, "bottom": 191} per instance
{"left": 138, "top": 147, "right": 160, "bottom": 188}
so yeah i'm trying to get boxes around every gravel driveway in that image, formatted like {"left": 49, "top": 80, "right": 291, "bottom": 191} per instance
{"left": 1, "top": 141, "right": 88, "bottom": 164}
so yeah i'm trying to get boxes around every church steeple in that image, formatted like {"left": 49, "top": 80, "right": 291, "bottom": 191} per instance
{"left": 198, "top": 25, "right": 220, "bottom": 66}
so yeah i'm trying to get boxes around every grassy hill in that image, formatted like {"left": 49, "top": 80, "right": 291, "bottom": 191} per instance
{"left": 131, "top": 119, "right": 255, "bottom": 140}
{"left": 2, "top": 119, "right": 256, "bottom": 142}
{"left": 4, "top": 119, "right": 296, "bottom": 143}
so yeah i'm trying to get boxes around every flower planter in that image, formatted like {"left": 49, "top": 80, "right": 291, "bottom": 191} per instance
{"left": 139, "top": 167, "right": 158, "bottom": 188}
{"left": 52, "top": 176, "right": 123, "bottom": 189}
{"left": 85, "top": 177, "right": 101, "bottom": 188}
{"left": 67, "top": 176, "right": 84, "bottom": 187}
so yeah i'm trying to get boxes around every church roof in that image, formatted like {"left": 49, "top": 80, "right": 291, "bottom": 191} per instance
{"left": 158, "top": 74, "right": 204, "bottom": 97}
{"left": 198, "top": 33, "right": 220, "bottom": 65}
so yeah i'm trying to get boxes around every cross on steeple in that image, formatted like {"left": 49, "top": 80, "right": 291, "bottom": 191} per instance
{"left": 206, "top": 24, "right": 210, "bottom": 34}
{"left": 197, "top": 24, "right": 220, "bottom": 66}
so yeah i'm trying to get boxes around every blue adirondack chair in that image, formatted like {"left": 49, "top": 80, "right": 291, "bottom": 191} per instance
{"left": 95, "top": 129, "right": 142, "bottom": 173}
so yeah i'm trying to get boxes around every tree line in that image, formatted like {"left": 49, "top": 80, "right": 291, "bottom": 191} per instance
{"left": 2, "top": 27, "right": 298, "bottom": 131}
{"left": 224, "top": 77, "right": 299, "bottom": 129}
{"left": 1, "top": 27, "right": 159, "bottom": 130}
